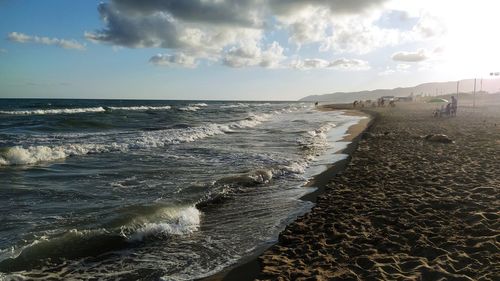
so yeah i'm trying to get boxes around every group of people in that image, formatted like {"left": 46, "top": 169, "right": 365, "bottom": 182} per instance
{"left": 434, "top": 96, "right": 458, "bottom": 117}
{"left": 353, "top": 98, "right": 395, "bottom": 108}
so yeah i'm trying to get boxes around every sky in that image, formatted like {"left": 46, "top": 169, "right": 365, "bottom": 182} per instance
{"left": 0, "top": 0, "right": 499, "bottom": 100}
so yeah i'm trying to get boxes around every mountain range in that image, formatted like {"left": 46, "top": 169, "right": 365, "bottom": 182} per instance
{"left": 299, "top": 78, "right": 500, "bottom": 103}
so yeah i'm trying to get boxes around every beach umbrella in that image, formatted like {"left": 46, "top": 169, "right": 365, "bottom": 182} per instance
{"left": 428, "top": 98, "right": 448, "bottom": 103}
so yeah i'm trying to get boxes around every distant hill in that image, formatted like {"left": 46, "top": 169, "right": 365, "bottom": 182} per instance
{"left": 300, "top": 79, "right": 500, "bottom": 103}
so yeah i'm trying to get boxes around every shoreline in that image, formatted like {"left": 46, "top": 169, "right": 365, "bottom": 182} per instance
{"left": 301, "top": 109, "right": 373, "bottom": 201}
{"left": 257, "top": 100, "right": 499, "bottom": 280}
{"left": 201, "top": 105, "right": 372, "bottom": 281}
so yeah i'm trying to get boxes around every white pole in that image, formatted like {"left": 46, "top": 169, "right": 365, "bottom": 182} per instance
{"left": 473, "top": 78, "right": 477, "bottom": 108}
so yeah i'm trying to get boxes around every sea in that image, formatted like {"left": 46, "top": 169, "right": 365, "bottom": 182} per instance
{"left": 0, "top": 99, "right": 364, "bottom": 280}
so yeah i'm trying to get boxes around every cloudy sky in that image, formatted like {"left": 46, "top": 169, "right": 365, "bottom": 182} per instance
{"left": 1, "top": 0, "right": 499, "bottom": 100}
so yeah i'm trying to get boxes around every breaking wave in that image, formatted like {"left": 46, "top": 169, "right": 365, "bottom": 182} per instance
{"left": 178, "top": 106, "right": 200, "bottom": 112}
{"left": 107, "top": 105, "right": 172, "bottom": 111}
{"left": 0, "top": 107, "right": 106, "bottom": 115}
{"left": 215, "top": 169, "right": 274, "bottom": 187}
{"left": 0, "top": 105, "right": 175, "bottom": 115}
{"left": 126, "top": 206, "right": 200, "bottom": 241}
{"left": 178, "top": 103, "right": 208, "bottom": 112}
{"left": 219, "top": 103, "right": 249, "bottom": 109}
{"left": 0, "top": 205, "right": 200, "bottom": 272}
{"left": 0, "top": 144, "right": 120, "bottom": 166}
{"left": 297, "top": 123, "right": 336, "bottom": 150}
{"left": 0, "top": 113, "right": 276, "bottom": 166}
{"left": 191, "top": 103, "right": 208, "bottom": 107}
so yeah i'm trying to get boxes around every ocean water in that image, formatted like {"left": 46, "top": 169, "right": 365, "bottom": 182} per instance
{"left": 0, "top": 99, "right": 363, "bottom": 280}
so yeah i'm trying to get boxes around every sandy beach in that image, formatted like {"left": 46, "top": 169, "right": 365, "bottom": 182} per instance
{"left": 256, "top": 96, "right": 499, "bottom": 280}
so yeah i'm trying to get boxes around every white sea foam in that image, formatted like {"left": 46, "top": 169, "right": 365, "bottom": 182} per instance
{"left": 219, "top": 103, "right": 249, "bottom": 109}
{"left": 0, "top": 112, "right": 275, "bottom": 166}
{"left": 0, "top": 143, "right": 125, "bottom": 166}
{"left": 1, "top": 206, "right": 200, "bottom": 263}
{"left": 128, "top": 206, "right": 200, "bottom": 241}
{"left": 191, "top": 103, "right": 208, "bottom": 107}
{"left": 134, "top": 112, "right": 272, "bottom": 148}
{"left": 274, "top": 122, "right": 339, "bottom": 178}
{"left": 0, "top": 107, "right": 106, "bottom": 115}
{"left": 108, "top": 105, "right": 171, "bottom": 111}
{"left": 178, "top": 103, "right": 208, "bottom": 112}
{"left": 228, "top": 113, "right": 271, "bottom": 129}
{"left": 0, "top": 105, "right": 174, "bottom": 115}
{"left": 178, "top": 106, "right": 200, "bottom": 112}
{"left": 252, "top": 103, "right": 272, "bottom": 107}
{"left": 298, "top": 123, "right": 337, "bottom": 149}
{"left": 281, "top": 162, "right": 307, "bottom": 175}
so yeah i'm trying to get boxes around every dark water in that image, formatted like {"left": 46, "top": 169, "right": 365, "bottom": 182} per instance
{"left": 0, "top": 99, "right": 363, "bottom": 280}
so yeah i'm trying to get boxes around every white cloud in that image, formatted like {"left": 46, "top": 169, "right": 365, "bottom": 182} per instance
{"left": 330, "top": 58, "right": 371, "bottom": 70}
{"left": 411, "top": 13, "right": 446, "bottom": 39}
{"left": 85, "top": 0, "right": 401, "bottom": 67}
{"left": 292, "top": 58, "right": 370, "bottom": 71}
{"left": 275, "top": 5, "right": 409, "bottom": 55}
{"left": 223, "top": 41, "right": 285, "bottom": 68}
{"left": 276, "top": 7, "right": 330, "bottom": 47}
{"left": 7, "top": 32, "right": 31, "bottom": 43}
{"left": 327, "top": 22, "right": 403, "bottom": 54}
{"left": 85, "top": 2, "right": 265, "bottom": 66}
{"left": 149, "top": 53, "right": 197, "bottom": 68}
{"left": 85, "top": 0, "right": 458, "bottom": 68}
{"left": 392, "top": 49, "right": 428, "bottom": 62}
{"left": 291, "top": 58, "right": 330, "bottom": 69}
{"left": 8, "top": 32, "right": 86, "bottom": 50}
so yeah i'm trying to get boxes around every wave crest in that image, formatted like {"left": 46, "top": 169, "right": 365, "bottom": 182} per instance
{"left": 219, "top": 103, "right": 249, "bottom": 109}
{"left": 0, "top": 112, "right": 275, "bottom": 166}
{"left": 0, "top": 205, "right": 200, "bottom": 272}
{"left": 216, "top": 169, "right": 273, "bottom": 187}
{"left": 178, "top": 106, "right": 200, "bottom": 112}
{"left": 0, "top": 143, "right": 121, "bottom": 166}
{"left": 0, "top": 107, "right": 106, "bottom": 115}
{"left": 127, "top": 206, "right": 200, "bottom": 241}
{"left": 297, "top": 123, "right": 336, "bottom": 150}
{"left": 108, "top": 105, "right": 171, "bottom": 111}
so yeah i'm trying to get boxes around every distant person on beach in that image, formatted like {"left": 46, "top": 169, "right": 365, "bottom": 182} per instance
{"left": 315, "top": 101, "right": 319, "bottom": 107}
{"left": 445, "top": 103, "right": 452, "bottom": 116}
{"left": 439, "top": 105, "right": 445, "bottom": 117}
{"left": 353, "top": 100, "right": 358, "bottom": 108}
{"left": 451, "top": 96, "right": 457, "bottom": 116}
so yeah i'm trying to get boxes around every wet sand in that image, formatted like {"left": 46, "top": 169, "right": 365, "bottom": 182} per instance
{"left": 257, "top": 99, "right": 500, "bottom": 280}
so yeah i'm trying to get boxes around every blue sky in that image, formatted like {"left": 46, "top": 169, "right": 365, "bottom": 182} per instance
{"left": 1, "top": 0, "right": 499, "bottom": 100}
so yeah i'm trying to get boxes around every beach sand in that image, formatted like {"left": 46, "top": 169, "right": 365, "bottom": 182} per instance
{"left": 257, "top": 98, "right": 500, "bottom": 280}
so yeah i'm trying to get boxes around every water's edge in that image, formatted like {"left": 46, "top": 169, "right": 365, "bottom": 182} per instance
{"left": 201, "top": 108, "right": 374, "bottom": 281}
